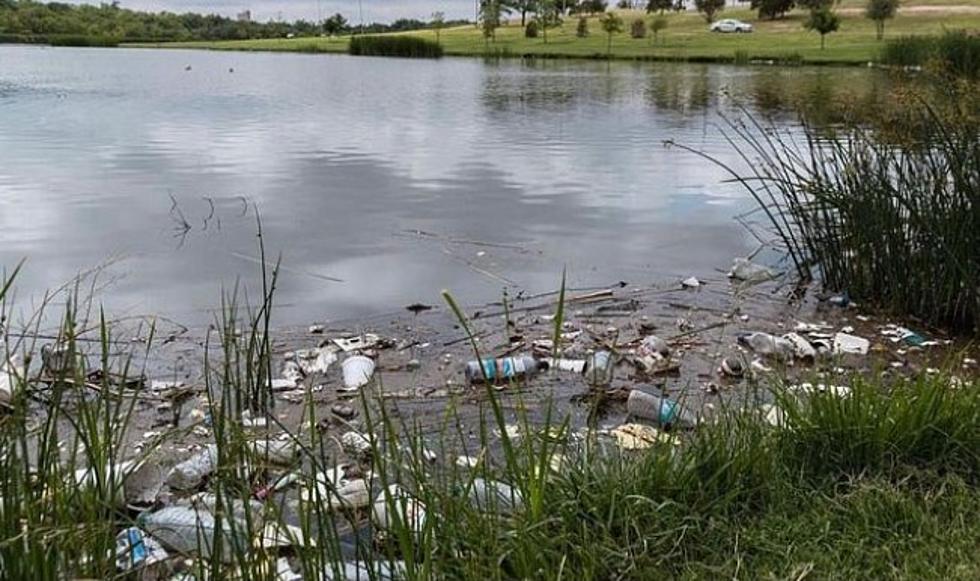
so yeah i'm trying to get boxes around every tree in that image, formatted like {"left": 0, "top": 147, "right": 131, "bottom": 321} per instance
{"left": 576, "top": 15, "right": 590, "bottom": 36}
{"left": 752, "top": 0, "right": 794, "bottom": 19}
{"left": 599, "top": 11, "right": 623, "bottom": 54}
{"left": 695, "top": 0, "right": 725, "bottom": 22}
{"left": 804, "top": 5, "right": 839, "bottom": 49}
{"left": 646, "top": 0, "right": 674, "bottom": 13}
{"left": 505, "top": 0, "right": 538, "bottom": 26}
{"left": 650, "top": 14, "right": 667, "bottom": 43}
{"left": 431, "top": 11, "right": 445, "bottom": 43}
{"left": 322, "top": 12, "right": 348, "bottom": 35}
{"left": 578, "top": 0, "right": 608, "bottom": 15}
{"left": 630, "top": 17, "right": 646, "bottom": 38}
{"left": 536, "top": 0, "right": 562, "bottom": 42}
{"left": 866, "top": 0, "right": 898, "bottom": 40}
{"left": 480, "top": 0, "right": 502, "bottom": 42}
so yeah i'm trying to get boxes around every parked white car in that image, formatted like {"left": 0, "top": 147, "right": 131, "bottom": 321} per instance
{"left": 710, "top": 19, "right": 753, "bottom": 33}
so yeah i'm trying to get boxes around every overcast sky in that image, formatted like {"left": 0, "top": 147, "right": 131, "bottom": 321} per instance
{"left": 64, "top": 0, "right": 478, "bottom": 23}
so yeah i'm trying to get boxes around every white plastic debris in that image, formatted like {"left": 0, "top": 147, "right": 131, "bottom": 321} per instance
{"left": 542, "top": 358, "right": 587, "bottom": 374}
{"left": 333, "top": 334, "right": 382, "bottom": 353}
{"left": 637, "top": 335, "right": 670, "bottom": 358}
{"left": 340, "top": 431, "right": 372, "bottom": 458}
{"left": 271, "top": 378, "right": 299, "bottom": 391}
{"left": 455, "top": 455, "right": 480, "bottom": 469}
{"left": 607, "top": 423, "right": 677, "bottom": 450}
{"left": 150, "top": 380, "right": 185, "bottom": 392}
{"left": 166, "top": 445, "right": 219, "bottom": 491}
{"left": 295, "top": 346, "right": 339, "bottom": 376}
{"left": 341, "top": 355, "right": 375, "bottom": 390}
{"left": 739, "top": 332, "right": 795, "bottom": 359}
{"left": 247, "top": 439, "right": 299, "bottom": 465}
{"left": 728, "top": 258, "right": 780, "bottom": 282}
{"left": 681, "top": 276, "right": 702, "bottom": 289}
{"left": 833, "top": 332, "right": 870, "bottom": 355}
{"left": 323, "top": 560, "right": 406, "bottom": 581}
{"left": 371, "top": 484, "right": 426, "bottom": 537}
{"left": 115, "top": 527, "right": 169, "bottom": 572}
{"left": 790, "top": 383, "right": 852, "bottom": 398}
{"left": 138, "top": 506, "right": 249, "bottom": 563}
{"left": 466, "top": 478, "right": 525, "bottom": 515}
{"left": 760, "top": 404, "right": 785, "bottom": 427}
{"left": 782, "top": 333, "right": 817, "bottom": 360}
{"left": 0, "top": 354, "right": 22, "bottom": 406}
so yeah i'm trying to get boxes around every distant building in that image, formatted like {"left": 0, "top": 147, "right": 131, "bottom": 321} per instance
{"left": 236, "top": 10, "right": 251, "bottom": 22}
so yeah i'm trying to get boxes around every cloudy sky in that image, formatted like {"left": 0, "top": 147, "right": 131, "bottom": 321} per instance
{"left": 65, "top": 0, "right": 478, "bottom": 23}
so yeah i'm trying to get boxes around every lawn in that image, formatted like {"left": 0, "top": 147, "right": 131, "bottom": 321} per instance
{"left": 131, "top": 2, "right": 980, "bottom": 65}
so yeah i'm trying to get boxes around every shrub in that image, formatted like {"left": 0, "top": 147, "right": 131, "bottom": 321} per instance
{"left": 630, "top": 18, "right": 647, "bottom": 39}
{"left": 576, "top": 16, "right": 590, "bottom": 37}
{"left": 348, "top": 35, "right": 443, "bottom": 58}
{"left": 525, "top": 21, "right": 539, "bottom": 38}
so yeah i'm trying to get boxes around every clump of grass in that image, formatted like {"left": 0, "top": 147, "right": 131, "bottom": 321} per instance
{"left": 48, "top": 34, "right": 119, "bottom": 47}
{"left": 882, "top": 31, "right": 980, "bottom": 78}
{"left": 673, "top": 97, "right": 979, "bottom": 333}
{"left": 349, "top": 35, "right": 443, "bottom": 58}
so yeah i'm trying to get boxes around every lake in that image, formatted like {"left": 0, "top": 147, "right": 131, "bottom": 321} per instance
{"left": 0, "top": 46, "right": 884, "bottom": 326}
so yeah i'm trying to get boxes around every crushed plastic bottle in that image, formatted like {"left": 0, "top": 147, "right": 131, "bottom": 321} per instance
{"left": 782, "top": 332, "right": 817, "bottom": 360}
{"left": 728, "top": 258, "right": 780, "bottom": 282}
{"left": 138, "top": 506, "right": 249, "bottom": 563}
{"left": 465, "top": 355, "right": 541, "bottom": 384}
{"left": 626, "top": 390, "right": 698, "bottom": 429}
{"left": 166, "top": 445, "right": 219, "bottom": 491}
{"left": 738, "top": 332, "right": 795, "bottom": 359}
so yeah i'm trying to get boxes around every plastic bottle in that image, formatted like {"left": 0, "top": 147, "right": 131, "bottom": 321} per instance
{"left": 585, "top": 351, "right": 615, "bottom": 386}
{"left": 166, "top": 445, "right": 219, "bottom": 491}
{"left": 465, "top": 477, "right": 525, "bottom": 516}
{"left": 626, "top": 390, "right": 698, "bottom": 429}
{"left": 138, "top": 506, "right": 249, "bottom": 563}
{"left": 738, "top": 332, "right": 795, "bottom": 359}
{"left": 465, "top": 354, "right": 541, "bottom": 384}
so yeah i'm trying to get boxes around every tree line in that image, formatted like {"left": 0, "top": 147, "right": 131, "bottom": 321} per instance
{"left": 0, "top": 0, "right": 468, "bottom": 43}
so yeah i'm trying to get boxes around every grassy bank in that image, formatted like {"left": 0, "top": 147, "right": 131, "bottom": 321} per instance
{"left": 129, "top": 1, "right": 980, "bottom": 65}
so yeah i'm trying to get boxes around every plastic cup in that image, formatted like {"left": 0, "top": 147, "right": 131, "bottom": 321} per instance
{"left": 342, "top": 355, "right": 376, "bottom": 389}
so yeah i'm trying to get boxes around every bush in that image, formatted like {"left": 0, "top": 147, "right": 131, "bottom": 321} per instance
{"left": 630, "top": 18, "right": 647, "bottom": 39}
{"left": 348, "top": 35, "right": 443, "bottom": 58}
{"left": 576, "top": 16, "right": 590, "bottom": 37}
{"left": 525, "top": 21, "right": 539, "bottom": 38}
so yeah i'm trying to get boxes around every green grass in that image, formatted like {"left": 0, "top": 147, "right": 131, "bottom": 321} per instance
{"left": 129, "top": 3, "right": 980, "bottom": 65}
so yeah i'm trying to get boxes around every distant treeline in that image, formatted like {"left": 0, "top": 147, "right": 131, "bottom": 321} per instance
{"left": 0, "top": 0, "right": 470, "bottom": 44}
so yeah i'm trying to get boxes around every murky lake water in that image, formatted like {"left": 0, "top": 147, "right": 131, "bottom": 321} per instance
{"left": 0, "top": 46, "right": 885, "bottom": 325}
